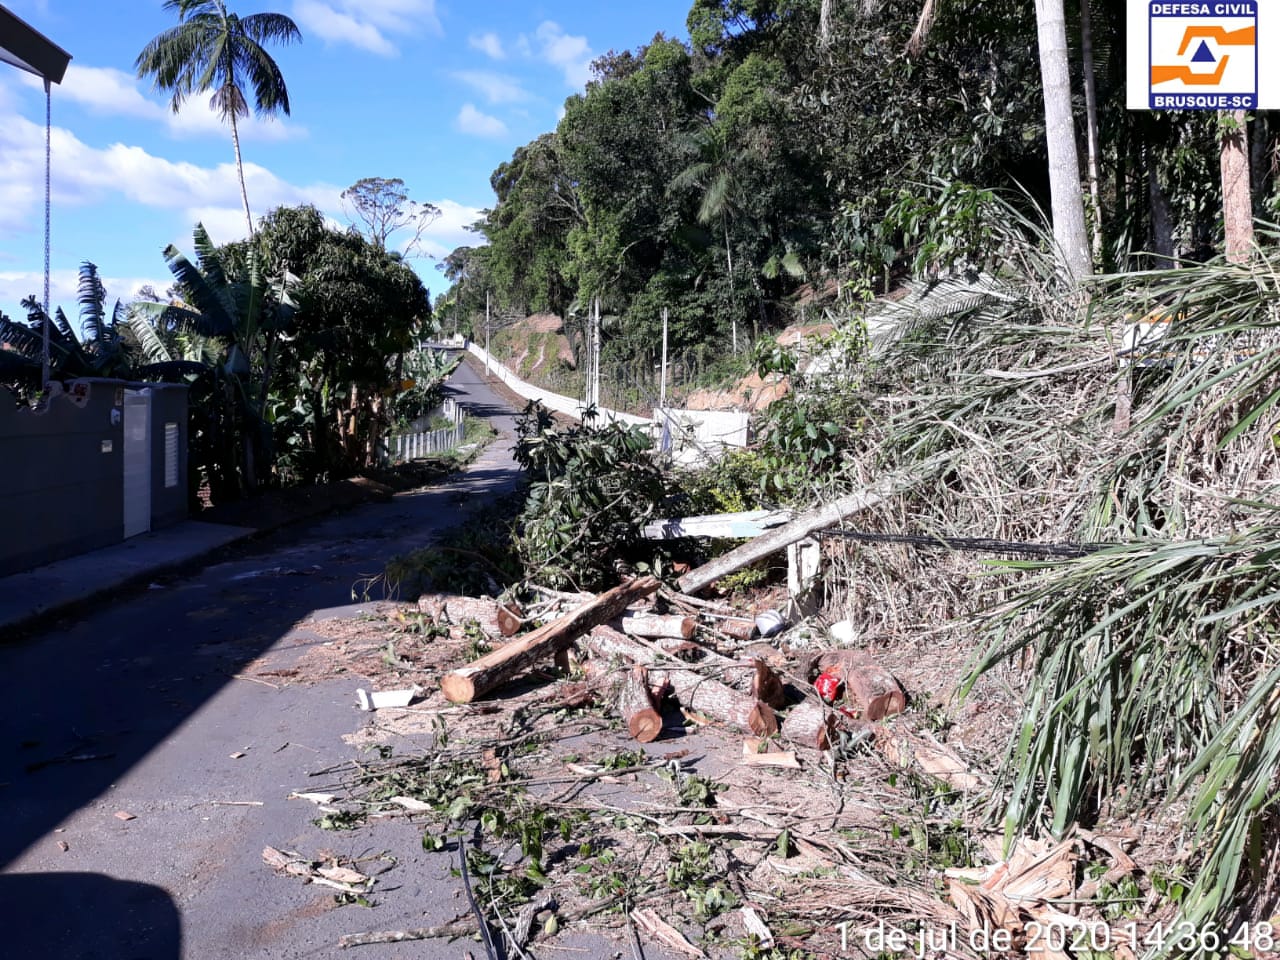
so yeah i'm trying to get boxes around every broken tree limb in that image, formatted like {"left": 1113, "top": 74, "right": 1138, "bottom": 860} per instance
{"left": 622, "top": 613, "right": 696, "bottom": 640}
{"left": 618, "top": 665, "right": 664, "bottom": 742}
{"left": 338, "top": 920, "right": 476, "bottom": 948}
{"left": 583, "top": 627, "right": 777, "bottom": 736}
{"left": 441, "top": 576, "right": 661, "bottom": 703}
{"left": 676, "top": 458, "right": 949, "bottom": 595}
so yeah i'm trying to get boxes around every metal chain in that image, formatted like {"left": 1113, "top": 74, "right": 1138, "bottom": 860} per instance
{"left": 42, "top": 78, "right": 51, "bottom": 391}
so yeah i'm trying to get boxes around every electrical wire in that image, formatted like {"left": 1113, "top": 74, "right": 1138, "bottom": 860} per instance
{"left": 816, "top": 527, "right": 1116, "bottom": 559}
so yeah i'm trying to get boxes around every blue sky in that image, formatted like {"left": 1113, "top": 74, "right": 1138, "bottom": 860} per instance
{"left": 0, "top": 0, "right": 693, "bottom": 320}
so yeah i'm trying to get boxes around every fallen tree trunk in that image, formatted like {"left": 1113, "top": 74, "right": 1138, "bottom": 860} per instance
{"left": 583, "top": 627, "right": 777, "bottom": 736}
{"left": 622, "top": 614, "right": 697, "bottom": 640}
{"left": 676, "top": 458, "right": 948, "bottom": 595}
{"left": 618, "top": 665, "right": 664, "bottom": 742}
{"left": 441, "top": 577, "right": 661, "bottom": 703}
{"left": 604, "top": 624, "right": 786, "bottom": 708}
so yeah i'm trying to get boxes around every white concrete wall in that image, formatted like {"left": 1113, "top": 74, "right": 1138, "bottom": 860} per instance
{"left": 464, "top": 341, "right": 650, "bottom": 427}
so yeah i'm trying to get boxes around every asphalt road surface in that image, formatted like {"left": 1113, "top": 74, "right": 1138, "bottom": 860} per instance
{"left": 0, "top": 360, "right": 657, "bottom": 959}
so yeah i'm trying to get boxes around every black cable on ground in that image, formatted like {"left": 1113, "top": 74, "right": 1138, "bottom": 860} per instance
{"left": 457, "top": 824, "right": 501, "bottom": 960}
{"left": 816, "top": 527, "right": 1117, "bottom": 559}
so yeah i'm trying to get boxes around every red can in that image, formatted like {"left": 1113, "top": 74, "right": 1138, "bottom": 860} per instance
{"left": 814, "top": 671, "right": 842, "bottom": 703}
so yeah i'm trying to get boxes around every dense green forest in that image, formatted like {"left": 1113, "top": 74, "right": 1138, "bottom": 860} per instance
{"left": 438, "top": 0, "right": 1264, "bottom": 394}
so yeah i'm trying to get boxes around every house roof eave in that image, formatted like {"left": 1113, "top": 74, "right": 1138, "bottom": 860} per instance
{"left": 0, "top": 5, "right": 72, "bottom": 85}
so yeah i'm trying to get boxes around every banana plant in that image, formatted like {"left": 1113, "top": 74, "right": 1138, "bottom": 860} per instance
{"left": 132, "top": 223, "right": 296, "bottom": 496}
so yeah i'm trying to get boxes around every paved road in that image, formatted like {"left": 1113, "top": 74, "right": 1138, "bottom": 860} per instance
{"left": 0, "top": 361, "right": 549, "bottom": 958}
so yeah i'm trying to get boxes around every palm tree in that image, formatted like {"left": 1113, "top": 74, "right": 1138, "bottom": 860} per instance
{"left": 672, "top": 123, "right": 748, "bottom": 353}
{"left": 902, "top": 0, "right": 1091, "bottom": 283}
{"left": 136, "top": 0, "right": 301, "bottom": 238}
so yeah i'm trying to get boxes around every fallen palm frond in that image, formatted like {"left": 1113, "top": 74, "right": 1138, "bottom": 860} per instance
{"left": 800, "top": 196, "right": 1280, "bottom": 940}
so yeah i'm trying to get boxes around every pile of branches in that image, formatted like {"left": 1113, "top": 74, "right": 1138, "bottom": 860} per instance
{"left": 808, "top": 206, "right": 1280, "bottom": 935}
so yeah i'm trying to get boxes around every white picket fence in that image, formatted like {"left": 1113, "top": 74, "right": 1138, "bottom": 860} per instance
{"left": 385, "top": 398, "right": 464, "bottom": 463}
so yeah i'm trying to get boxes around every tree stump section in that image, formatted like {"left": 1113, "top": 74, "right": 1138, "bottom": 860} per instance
{"left": 583, "top": 627, "right": 777, "bottom": 737}
{"left": 440, "top": 577, "right": 661, "bottom": 703}
{"left": 618, "top": 665, "right": 664, "bottom": 742}
{"left": 811, "top": 650, "right": 905, "bottom": 721}
{"left": 622, "top": 614, "right": 697, "bottom": 640}
{"left": 781, "top": 701, "right": 837, "bottom": 750}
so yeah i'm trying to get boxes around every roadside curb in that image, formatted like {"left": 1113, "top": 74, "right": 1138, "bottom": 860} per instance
{"left": 0, "top": 476, "right": 427, "bottom": 641}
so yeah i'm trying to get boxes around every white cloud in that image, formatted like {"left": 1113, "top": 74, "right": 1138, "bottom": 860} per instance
{"left": 0, "top": 107, "right": 339, "bottom": 246}
{"left": 0, "top": 270, "right": 172, "bottom": 317}
{"left": 31, "top": 65, "right": 302, "bottom": 141}
{"left": 416, "top": 198, "right": 483, "bottom": 261}
{"left": 450, "top": 70, "right": 529, "bottom": 105}
{"left": 455, "top": 103, "right": 507, "bottom": 138}
{"left": 468, "top": 32, "right": 505, "bottom": 60}
{"left": 292, "top": 0, "right": 440, "bottom": 57}
{"left": 533, "top": 21, "right": 594, "bottom": 89}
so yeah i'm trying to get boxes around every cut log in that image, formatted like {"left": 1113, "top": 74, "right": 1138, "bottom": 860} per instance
{"left": 781, "top": 701, "right": 837, "bottom": 750}
{"left": 676, "top": 458, "right": 948, "bottom": 595}
{"left": 440, "top": 577, "right": 661, "bottom": 703}
{"left": 810, "top": 650, "right": 905, "bottom": 721}
{"left": 583, "top": 627, "right": 777, "bottom": 737}
{"left": 618, "top": 665, "right": 663, "bottom": 743}
{"left": 496, "top": 601, "right": 523, "bottom": 638}
{"left": 749, "top": 659, "right": 786, "bottom": 709}
{"left": 622, "top": 614, "right": 697, "bottom": 640}
{"left": 658, "top": 668, "right": 778, "bottom": 736}
{"left": 720, "top": 618, "right": 756, "bottom": 642}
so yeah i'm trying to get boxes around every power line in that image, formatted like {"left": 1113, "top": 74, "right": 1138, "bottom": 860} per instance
{"left": 816, "top": 527, "right": 1114, "bottom": 559}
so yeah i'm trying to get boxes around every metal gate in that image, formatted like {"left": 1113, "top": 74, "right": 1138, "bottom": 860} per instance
{"left": 123, "top": 389, "right": 151, "bottom": 539}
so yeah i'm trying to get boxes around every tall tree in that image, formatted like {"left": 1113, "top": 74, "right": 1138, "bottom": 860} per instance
{"left": 341, "top": 177, "right": 441, "bottom": 255}
{"left": 903, "top": 0, "right": 1091, "bottom": 281}
{"left": 1220, "top": 110, "right": 1253, "bottom": 264}
{"left": 1033, "top": 0, "right": 1091, "bottom": 282}
{"left": 136, "top": 0, "right": 301, "bottom": 238}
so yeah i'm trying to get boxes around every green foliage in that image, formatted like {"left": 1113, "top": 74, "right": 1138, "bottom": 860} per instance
{"left": 387, "top": 348, "right": 460, "bottom": 428}
{"left": 512, "top": 402, "right": 668, "bottom": 590}
{"left": 385, "top": 490, "right": 524, "bottom": 598}
{"left": 129, "top": 223, "right": 294, "bottom": 500}
{"left": 249, "top": 204, "right": 434, "bottom": 484}
{"left": 665, "top": 840, "right": 738, "bottom": 918}
{"left": 0, "top": 262, "right": 135, "bottom": 400}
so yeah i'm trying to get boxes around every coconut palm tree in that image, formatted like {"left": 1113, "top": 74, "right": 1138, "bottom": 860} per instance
{"left": 136, "top": 0, "right": 301, "bottom": 238}
{"left": 899, "top": 0, "right": 1091, "bottom": 283}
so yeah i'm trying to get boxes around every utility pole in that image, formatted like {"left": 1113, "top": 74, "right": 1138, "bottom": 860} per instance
{"left": 659, "top": 307, "right": 669, "bottom": 411}
{"left": 590, "top": 297, "right": 602, "bottom": 408}
{"left": 484, "top": 290, "right": 490, "bottom": 375}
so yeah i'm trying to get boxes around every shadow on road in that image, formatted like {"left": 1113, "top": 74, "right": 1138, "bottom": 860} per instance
{"left": 0, "top": 872, "right": 182, "bottom": 959}
{"left": 0, "top": 361, "right": 522, "bottom": 872}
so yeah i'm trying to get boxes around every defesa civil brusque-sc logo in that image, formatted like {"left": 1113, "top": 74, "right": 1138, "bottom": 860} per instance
{"left": 1127, "top": 1, "right": 1280, "bottom": 110}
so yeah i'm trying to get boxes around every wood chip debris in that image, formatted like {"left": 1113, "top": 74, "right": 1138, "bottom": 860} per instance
{"left": 262, "top": 846, "right": 374, "bottom": 894}
{"left": 113, "top": 810, "right": 136, "bottom": 821}
{"left": 739, "top": 905, "right": 774, "bottom": 948}
{"left": 630, "top": 908, "right": 707, "bottom": 959}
